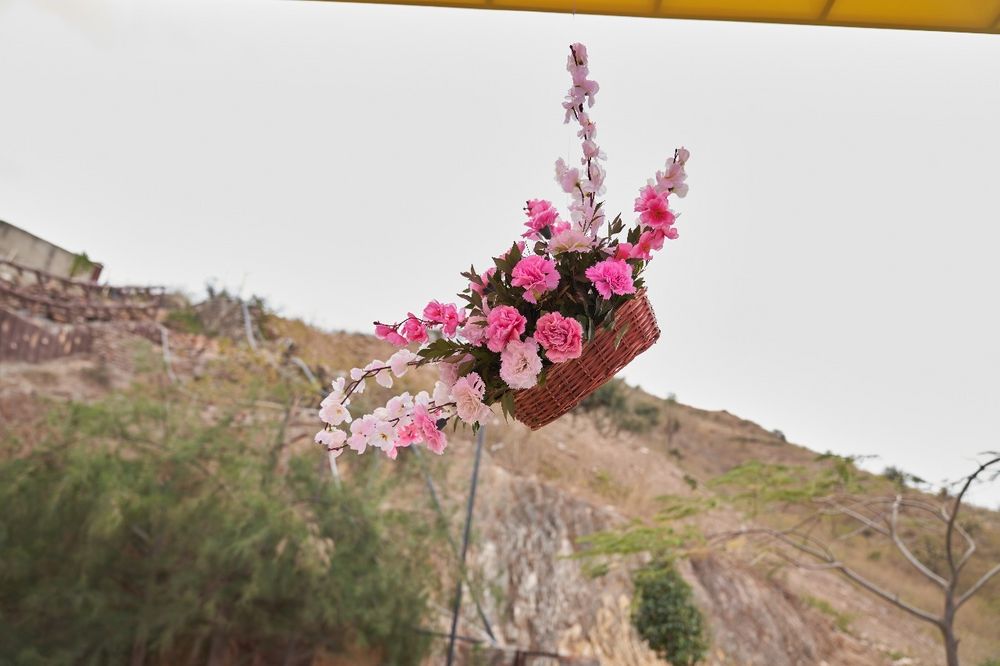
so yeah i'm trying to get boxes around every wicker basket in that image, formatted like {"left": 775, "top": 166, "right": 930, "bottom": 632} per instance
{"left": 514, "top": 290, "right": 660, "bottom": 430}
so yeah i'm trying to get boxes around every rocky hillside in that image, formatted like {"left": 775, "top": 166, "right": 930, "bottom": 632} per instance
{"left": 2, "top": 308, "right": 998, "bottom": 665}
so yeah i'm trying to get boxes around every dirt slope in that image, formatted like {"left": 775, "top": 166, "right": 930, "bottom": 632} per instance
{"left": 2, "top": 315, "right": 997, "bottom": 665}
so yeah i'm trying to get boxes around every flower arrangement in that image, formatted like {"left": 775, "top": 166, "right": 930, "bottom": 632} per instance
{"left": 316, "top": 43, "right": 689, "bottom": 461}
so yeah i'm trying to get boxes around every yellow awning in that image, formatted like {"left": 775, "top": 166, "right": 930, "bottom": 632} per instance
{"left": 322, "top": 0, "right": 1000, "bottom": 34}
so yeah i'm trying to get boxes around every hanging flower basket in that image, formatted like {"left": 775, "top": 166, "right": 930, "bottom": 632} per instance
{"left": 514, "top": 289, "right": 659, "bottom": 430}
{"left": 315, "top": 43, "right": 689, "bottom": 461}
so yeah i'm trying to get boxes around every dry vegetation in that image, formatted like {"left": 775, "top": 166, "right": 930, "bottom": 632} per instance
{"left": 2, "top": 307, "right": 998, "bottom": 665}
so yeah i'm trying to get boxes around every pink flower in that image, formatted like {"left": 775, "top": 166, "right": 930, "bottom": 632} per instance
{"left": 555, "top": 158, "right": 581, "bottom": 194}
{"left": 375, "top": 323, "right": 407, "bottom": 347}
{"left": 423, "top": 300, "right": 465, "bottom": 336}
{"left": 459, "top": 314, "right": 488, "bottom": 347}
{"left": 581, "top": 161, "right": 606, "bottom": 196}
{"left": 550, "top": 220, "right": 571, "bottom": 235}
{"left": 412, "top": 405, "right": 447, "bottom": 454}
{"left": 569, "top": 199, "right": 604, "bottom": 231}
{"left": 452, "top": 372, "right": 491, "bottom": 424}
{"left": 614, "top": 242, "right": 634, "bottom": 261}
{"left": 499, "top": 337, "right": 543, "bottom": 390}
{"left": 511, "top": 255, "right": 560, "bottom": 304}
{"left": 522, "top": 199, "right": 561, "bottom": 239}
{"left": 633, "top": 229, "right": 669, "bottom": 260}
{"left": 485, "top": 305, "right": 527, "bottom": 353}
{"left": 388, "top": 348, "right": 417, "bottom": 377}
{"left": 396, "top": 422, "right": 421, "bottom": 447}
{"left": 585, "top": 259, "right": 636, "bottom": 299}
{"left": 401, "top": 314, "right": 428, "bottom": 344}
{"left": 318, "top": 395, "right": 351, "bottom": 426}
{"left": 438, "top": 360, "right": 460, "bottom": 386}
{"left": 576, "top": 112, "right": 596, "bottom": 139}
{"left": 581, "top": 139, "right": 605, "bottom": 163}
{"left": 549, "top": 228, "right": 594, "bottom": 255}
{"left": 654, "top": 160, "right": 687, "bottom": 197}
{"left": 315, "top": 428, "right": 346, "bottom": 450}
{"left": 423, "top": 300, "right": 446, "bottom": 322}
{"left": 348, "top": 416, "right": 377, "bottom": 454}
{"left": 533, "top": 312, "right": 584, "bottom": 363}
{"left": 634, "top": 185, "right": 676, "bottom": 231}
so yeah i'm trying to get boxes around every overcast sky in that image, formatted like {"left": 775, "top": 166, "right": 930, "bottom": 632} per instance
{"left": 1, "top": 0, "right": 998, "bottom": 505}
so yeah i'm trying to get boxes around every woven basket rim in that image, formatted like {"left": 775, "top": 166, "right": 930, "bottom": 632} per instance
{"left": 513, "top": 290, "right": 660, "bottom": 430}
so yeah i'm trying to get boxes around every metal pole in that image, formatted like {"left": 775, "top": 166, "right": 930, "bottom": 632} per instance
{"left": 445, "top": 426, "right": 486, "bottom": 665}
{"left": 414, "top": 447, "right": 496, "bottom": 644}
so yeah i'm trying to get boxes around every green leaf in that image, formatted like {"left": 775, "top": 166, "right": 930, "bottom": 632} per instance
{"left": 500, "top": 391, "right": 516, "bottom": 422}
{"left": 627, "top": 225, "right": 641, "bottom": 245}
{"left": 508, "top": 242, "right": 523, "bottom": 265}
{"left": 614, "top": 323, "right": 631, "bottom": 350}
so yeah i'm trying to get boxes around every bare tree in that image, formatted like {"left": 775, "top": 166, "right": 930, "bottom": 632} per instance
{"left": 713, "top": 456, "right": 1000, "bottom": 666}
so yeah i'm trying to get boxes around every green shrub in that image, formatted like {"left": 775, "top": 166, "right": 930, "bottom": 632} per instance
{"left": 576, "top": 379, "right": 661, "bottom": 434}
{"left": 0, "top": 388, "right": 432, "bottom": 665}
{"left": 577, "top": 378, "right": 628, "bottom": 413}
{"left": 632, "top": 562, "right": 708, "bottom": 665}
{"left": 622, "top": 402, "right": 661, "bottom": 434}
{"left": 164, "top": 305, "right": 206, "bottom": 335}
{"left": 882, "top": 465, "right": 926, "bottom": 488}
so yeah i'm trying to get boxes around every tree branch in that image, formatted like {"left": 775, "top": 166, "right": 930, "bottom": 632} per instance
{"left": 890, "top": 495, "right": 948, "bottom": 588}
{"left": 946, "top": 457, "right": 1000, "bottom": 581}
{"left": 713, "top": 525, "right": 943, "bottom": 627}
{"left": 957, "top": 562, "right": 1000, "bottom": 609}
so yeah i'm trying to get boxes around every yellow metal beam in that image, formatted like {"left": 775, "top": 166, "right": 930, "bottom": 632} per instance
{"left": 318, "top": 0, "right": 1000, "bottom": 34}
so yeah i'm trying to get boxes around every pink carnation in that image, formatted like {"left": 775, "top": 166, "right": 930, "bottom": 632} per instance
{"left": 451, "top": 372, "right": 491, "bottom": 424}
{"left": 549, "top": 228, "right": 593, "bottom": 255}
{"left": 522, "top": 199, "right": 561, "bottom": 239}
{"left": 585, "top": 258, "right": 636, "bottom": 299}
{"left": 460, "top": 314, "right": 488, "bottom": 347}
{"left": 499, "top": 337, "right": 543, "bottom": 390}
{"left": 511, "top": 255, "right": 560, "bottom": 305}
{"left": 533, "top": 312, "right": 584, "bottom": 363}
{"left": 401, "top": 314, "right": 428, "bottom": 344}
{"left": 375, "top": 323, "right": 407, "bottom": 346}
{"left": 485, "top": 305, "right": 527, "bottom": 353}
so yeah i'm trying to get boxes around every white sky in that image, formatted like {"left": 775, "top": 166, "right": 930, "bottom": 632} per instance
{"left": 1, "top": 0, "right": 998, "bottom": 505}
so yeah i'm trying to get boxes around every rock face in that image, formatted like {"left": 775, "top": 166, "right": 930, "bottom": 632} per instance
{"left": 464, "top": 464, "right": 662, "bottom": 665}
{"left": 681, "top": 555, "right": 879, "bottom": 666}
{"left": 457, "top": 464, "right": 889, "bottom": 666}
